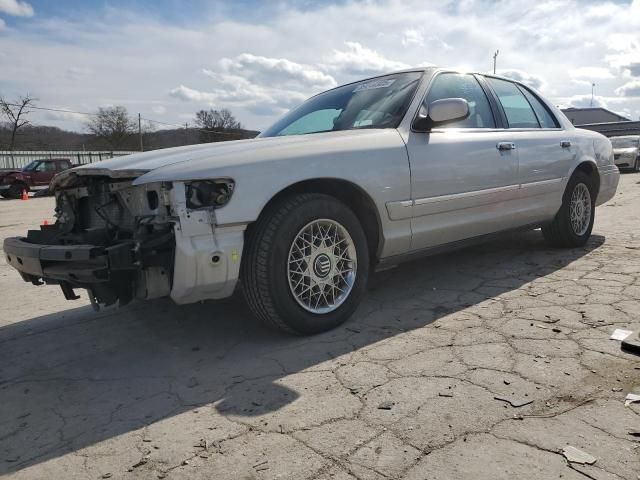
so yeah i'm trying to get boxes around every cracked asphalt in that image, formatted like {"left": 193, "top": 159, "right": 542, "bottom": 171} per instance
{"left": 1, "top": 174, "right": 639, "bottom": 480}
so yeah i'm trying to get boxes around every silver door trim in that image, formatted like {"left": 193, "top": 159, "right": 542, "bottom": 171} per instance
{"left": 386, "top": 200, "right": 413, "bottom": 220}
{"left": 519, "top": 177, "right": 563, "bottom": 190}
{"left": 386, "top": 178, "right": 564, "bottom": 220}
{"left": 413, "top": 183, "right": 520, "bottom": 206}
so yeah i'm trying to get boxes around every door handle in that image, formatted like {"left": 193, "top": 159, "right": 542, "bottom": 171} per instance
{"left": 497, "top": 142, "right": 516, "bottom": 151}
{"left": 560, "top": 140, "right": 571, "bottom": 148}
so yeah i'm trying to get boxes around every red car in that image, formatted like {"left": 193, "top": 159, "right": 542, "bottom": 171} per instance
{"left": 0, "top": 158, "right": 75, "bottom": 199}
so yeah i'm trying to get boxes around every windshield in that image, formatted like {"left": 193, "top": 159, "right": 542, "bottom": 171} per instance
{"left": 22, "top": 161, "right": 39, "bottom": 172}
{"left": 260, "top": 72, "right": 423, "bottom": 137}
{"left": 611, "top": 136, "right": 639, "bottom": 148}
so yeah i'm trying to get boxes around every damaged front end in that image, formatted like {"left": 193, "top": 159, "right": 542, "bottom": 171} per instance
{"left": 4, "top": 169, "right": 244, "bottom": 309}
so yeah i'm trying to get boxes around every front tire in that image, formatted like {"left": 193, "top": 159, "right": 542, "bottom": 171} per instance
{"left": 241, "top": 193, "right": 369, "bottom": 335}
{"left": 634, "top": 157, "right": 640, "bottom": 173}
{"left": 542, "top": 171, "right": 596, "bottom": 248}
{"left": 4, "top": 183, "right": 26, "bottom": 199}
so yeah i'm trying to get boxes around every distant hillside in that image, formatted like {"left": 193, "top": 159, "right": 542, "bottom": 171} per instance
{"left": 0, "top": 124, "right": 260, "bottom": 151}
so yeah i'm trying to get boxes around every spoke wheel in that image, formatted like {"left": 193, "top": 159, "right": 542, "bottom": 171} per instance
{"left": 241, "top": 193, "right": 369, "bottom": 334}
{"left": 569, "top": 183, "right": 592, "bottom": 236}
{"left": 542, "top": 170, "right": 595, "bottom": 248}
{"left": 288, "top": 219, "right": 357, "bottom": 314}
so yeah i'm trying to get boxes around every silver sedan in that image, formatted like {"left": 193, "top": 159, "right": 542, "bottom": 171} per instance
{"left": 611, "top": 135, "right": 640, "bottom": 172}
{"left": 4, "top": 68, "right": 620, "bottom": 334}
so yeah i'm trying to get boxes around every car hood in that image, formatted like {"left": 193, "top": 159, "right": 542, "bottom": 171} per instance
{"left": 613, "top": 147, "right": 638, "bottom": 155}
{"left": 52, "top": 129, "right": 400, "bottom": 188}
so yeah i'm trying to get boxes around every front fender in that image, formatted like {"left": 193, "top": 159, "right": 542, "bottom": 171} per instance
{"left": 133, "top": 130, "right": 414, "bottom": 257}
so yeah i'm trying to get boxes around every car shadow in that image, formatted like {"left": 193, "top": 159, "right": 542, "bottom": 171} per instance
{"left": 0, "top": 230, "right": 605, "bottom": 473}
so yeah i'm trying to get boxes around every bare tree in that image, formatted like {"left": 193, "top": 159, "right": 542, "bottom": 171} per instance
{"left": 87, "top": 106, "right": 136, "bottom": 149}
{"left": 0, "top": 94, "right": 36, "bottom": 151}
{"left": 194, "top": 108, "right": 242, "bottom": 130}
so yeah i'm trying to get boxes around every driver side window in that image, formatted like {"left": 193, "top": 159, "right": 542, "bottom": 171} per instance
{"left": 35, "top": 162, "right": 55, "bottom": 172}
{"left": 424, "top": 73, "right": 496, "bottom": 128}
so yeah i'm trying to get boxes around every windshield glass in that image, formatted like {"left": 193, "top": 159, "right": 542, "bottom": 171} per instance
{"left": 260, "top": 72, "right": 423, "bottom": 137}
{"left": 22, "top": 161, "right": 39, "bottom": 171}
{"left": 611, "top": 136, "right": 639, "bottom": 148}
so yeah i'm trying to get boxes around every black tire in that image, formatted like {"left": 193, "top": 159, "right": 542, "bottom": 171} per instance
{"left": 241, "top": 193, "right": 369, "bottom": 335}
{"left": 634, "top": 157, "right": 640, "bottom": 173}
{"left": 5, "top": 183, "right": 26, "bottom": 199}
{"left": 542, "top": 171, "right": 596, "bottom": 248}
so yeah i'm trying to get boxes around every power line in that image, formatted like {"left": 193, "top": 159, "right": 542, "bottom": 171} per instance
{"left": 3, "top": 103, "right": 247, "bottom": 136}
{"left": 4, "top": 103, "right": 96, "bottom": 117}
{"left": 140, "top": 116, "right": 242, "bottom": 136}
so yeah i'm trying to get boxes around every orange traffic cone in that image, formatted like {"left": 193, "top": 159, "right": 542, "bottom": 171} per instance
{"left": 21, "top": 189, "right": 29, "bottom": 201}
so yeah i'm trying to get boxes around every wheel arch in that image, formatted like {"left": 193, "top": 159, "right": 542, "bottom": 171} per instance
{"left": 253, "top": 178, "right": 383, "bottom": 262}
{"left": 570, "top": 160, "right": 600, "bottom": 197}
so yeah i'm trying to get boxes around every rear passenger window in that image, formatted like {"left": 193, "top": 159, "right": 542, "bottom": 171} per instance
{"left": 486, "top": 77, "right": 540, "bottom": 128}
{"left": 519, "top": 87, "right": 559, "bottom": 128}
{"left": 424, "top": 73, "right": 496, "bottom": 128}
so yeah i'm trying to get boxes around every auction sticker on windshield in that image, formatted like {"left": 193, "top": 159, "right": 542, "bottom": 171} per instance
{"left": 354, "top": 78, "right": 396, "bottom": 92}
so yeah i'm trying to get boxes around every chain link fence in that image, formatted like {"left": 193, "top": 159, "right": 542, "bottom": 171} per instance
{"left": 0, "top": 151, "right": 137, "bottom": 169}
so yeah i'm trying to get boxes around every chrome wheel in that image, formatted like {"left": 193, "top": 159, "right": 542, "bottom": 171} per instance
{"left": 569, "top": 183, "right": 591, "bottom": 236}
{"left": 287, "top": 219, "right": 357, "bottom": 314}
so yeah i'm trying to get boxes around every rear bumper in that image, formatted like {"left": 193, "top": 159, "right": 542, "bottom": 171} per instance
{"left": 596, "top": 165, "right": 620, "bottom": 207}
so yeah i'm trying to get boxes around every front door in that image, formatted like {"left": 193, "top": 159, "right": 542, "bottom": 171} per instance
{"left": 32, "top": 161, "right": 57, "bottom": 186}
{"left": 405, "top": 72, "right": 520, "bottom": 251}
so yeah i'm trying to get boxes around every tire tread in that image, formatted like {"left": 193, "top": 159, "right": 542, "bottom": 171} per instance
{"left": 242, "top": 193, "right": 325, "bottom": 334}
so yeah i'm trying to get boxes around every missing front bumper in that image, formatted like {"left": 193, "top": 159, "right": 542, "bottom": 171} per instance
{"left": 4, "top": 235, "right": 142, "bottom": 305}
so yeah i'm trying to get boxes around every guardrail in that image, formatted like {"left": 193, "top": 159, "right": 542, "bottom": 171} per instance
{"left": 0, "top": 151, "right": 137, "bottom": 169}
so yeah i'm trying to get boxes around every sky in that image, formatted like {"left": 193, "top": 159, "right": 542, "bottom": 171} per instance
{"left": 1, "top": 0, "right": 639, "bottom": 133}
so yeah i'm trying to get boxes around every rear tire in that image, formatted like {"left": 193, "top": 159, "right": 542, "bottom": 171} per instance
{"left": 634, "top": 157, "right": 640, "bottom": 173}
{"left": 542, "top": 171, "right": 596, "bottom": 248}
{"left": 241, "top": 193, "right": 369, "bottom": 335}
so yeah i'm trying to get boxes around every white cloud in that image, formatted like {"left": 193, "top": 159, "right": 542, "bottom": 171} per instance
{"left": 169, "top": 53, "right": 329, "bottom": 116}
{"left": 622, "top": 62, "right": 640, "bottom": 77}
{"left": 66, "top": 66, "right": 93, "bottom": 81}
{"left": 570, "top": 67, "right": 614, "bottom": 79}
{"left": 169, "top": 85, "right": 216, "bottom": 104}
{"left": 3, "top": 0, "right": 640, "bottom": 130}
{"left": 217, "top": 53, "right": 336, "bottom": 90}
{"left": 402, "top": 29, "right": 424, "bottom": 47}
{"left": 0, "top": 17, "right": 5, "bottom": 30}
{"left": 151, "top": 105, "right": 166, "bottom": 115}
{"left": 498, "top": 69, "right": 546, "bottom": 91}
{"left": 615, "top": 80, "right": 640, "bottom": 97}
{"left": 324, "top": 41, "right": 411, "bottom": 76}
{"left": 562, "top": 94, "right": 608, "bottom": 109}
{"left": 0, "top": 0, "right": 33, "bottom": 17}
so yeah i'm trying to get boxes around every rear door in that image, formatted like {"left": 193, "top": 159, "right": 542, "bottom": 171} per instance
{"left": 404, "top": 72, "right": 520, "bottom": 251}
{"left": 483, "top": 76, "right": 571, "bottom": 223}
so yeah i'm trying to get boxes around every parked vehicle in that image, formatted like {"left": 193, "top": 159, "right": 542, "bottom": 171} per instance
{"left": 0, "top": 158, "right": 75, "bottom": 198}
{"left": 610, "top": 135, "right": 640, "bottom": 172}
{"left": 3, "top": 69, "right": 620, "bottom": 334}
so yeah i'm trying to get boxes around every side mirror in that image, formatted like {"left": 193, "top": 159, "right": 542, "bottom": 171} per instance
{"left": 412, "top": 98, "right": 470, "bottom": 132}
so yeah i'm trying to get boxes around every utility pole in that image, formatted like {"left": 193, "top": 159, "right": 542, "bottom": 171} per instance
{"left": 138, "top": 113, "right": 143, "bottom": 152}
{"left": 590, "top": 83, "right": 595, "bottom": 107}
{"left": 493, "top": 50, "right": 499, "bottom": 74}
